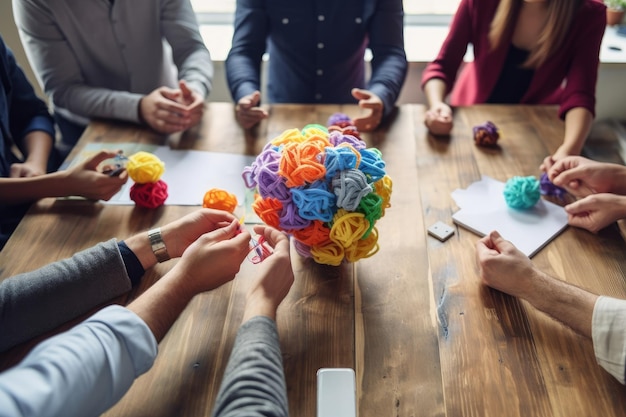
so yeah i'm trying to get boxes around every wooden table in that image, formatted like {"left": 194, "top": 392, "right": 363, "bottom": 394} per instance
{"left": 1, "top": 103, "right": 625, "bottom": 417}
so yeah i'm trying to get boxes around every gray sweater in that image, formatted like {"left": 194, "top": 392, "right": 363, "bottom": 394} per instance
{"left": 0, "top": 239, "right": 132, "bottom": 352}
{"left": 212, "top": 316, "right": 289, "bottom": 417}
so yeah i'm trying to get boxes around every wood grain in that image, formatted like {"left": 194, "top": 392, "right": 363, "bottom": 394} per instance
{"left": 0, "top": 103, "right": 625, "bottom": 416}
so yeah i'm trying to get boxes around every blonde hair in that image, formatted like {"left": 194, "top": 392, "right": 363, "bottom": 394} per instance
{"left": 488, "top": 0, "right": 582, "bottom": 68}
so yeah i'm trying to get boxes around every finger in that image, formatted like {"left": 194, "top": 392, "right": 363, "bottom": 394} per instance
{"left": 179, "top": 80, "right": 192, "bottom": 98}
{"left": 351, "top": 88, "right": 370, "bottom": 100}
{"left": 84, "top": 150, "right": 120, "bottom": 170}
{"left": 564, "top": 199, "right": 588, "bottom": 215}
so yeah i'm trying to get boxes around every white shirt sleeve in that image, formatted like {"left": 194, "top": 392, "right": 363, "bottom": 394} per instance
{"left": 592, "top": 296, "right": 626, "bottom": 384}
{"left": 0, "top": 305, "right": 157, "bottom": 417}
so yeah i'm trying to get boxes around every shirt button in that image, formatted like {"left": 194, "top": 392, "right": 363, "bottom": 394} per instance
{"left": 355, "top": 17, "right": 362, "bottom": 24}
{"left": 315, "top": 93, "right": 322, "bottom": 100}
{"left": 318, "top": 15, "right": 325, "bottom": 21}
{"left": 316, "top": 69, "right": 323, "bottom": 76}
{"left": 317, "top": 43, "right": 324, "bottom": 49}
{"left": 282, "top": 18, "right": 289, "bottom": 24}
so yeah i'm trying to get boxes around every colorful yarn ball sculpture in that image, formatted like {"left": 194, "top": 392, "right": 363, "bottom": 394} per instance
{"left": 503, "top": 176, "right": 540, "bottom": 210}
{"left": 203, "top": 188, "right": 238, "bottom": 213}
{"left": 127, "top": 151, "right": 168, "bottom": 208}
{"left": 473, "top": 121, "right": 500, "bottom": 147}
{"left": 539, "top": 172, "right": 567, "bottom": 199}
{"left": 242, "top": 115, "right": 392, "bottom": 266}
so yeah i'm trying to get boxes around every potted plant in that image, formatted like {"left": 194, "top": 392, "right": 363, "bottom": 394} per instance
{"left": 605, "top": 0, "right": 626, "bottom": 26}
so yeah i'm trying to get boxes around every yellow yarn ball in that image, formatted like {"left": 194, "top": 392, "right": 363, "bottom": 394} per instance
{"left": 127, "top": 151, "right": 165, "bottom": 184}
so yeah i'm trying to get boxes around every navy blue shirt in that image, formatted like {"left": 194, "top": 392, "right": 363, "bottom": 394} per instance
{"left": 226, "top": 0, "right": 408, "bottom": 117}
{"left": 0, "top": 35, "right": 55, "bottom": 249}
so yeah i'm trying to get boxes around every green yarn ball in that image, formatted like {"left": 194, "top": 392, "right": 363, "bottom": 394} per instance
{"left": 503, "top": 176, "right": 540, "bottom": 209}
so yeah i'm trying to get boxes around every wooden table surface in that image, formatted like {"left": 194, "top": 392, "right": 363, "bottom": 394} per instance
{"left": 1, "top": 103, "right": 625, "bottom": 417}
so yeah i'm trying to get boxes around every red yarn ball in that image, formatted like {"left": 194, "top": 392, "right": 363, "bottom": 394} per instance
{"left": 130, "top": 180, "right": 168, "bottom": 209}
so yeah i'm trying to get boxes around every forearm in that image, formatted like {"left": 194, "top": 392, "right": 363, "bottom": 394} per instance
{"left": 560, "top": 107, "right": 593, "bottom": 156}
{"left": 126, "top": 269, "right": 195, "bottom": 342}
{"left": 22, "top": 131, "right": 53, "bottom": 168}
{"left": 0, "top": 306, "right": 157, "bottom": 417}
{"left": 423, "top": 79, "right": 448, "bottom": 108}
{"left": 212, "top": 316, "right": 288, "bottom": 417}
{"left": 0, "top": 240, "right": 132, "bottom": 352}
{"left": 523, "top": 269, "right": 597, "bottom": 338}
{"left": 0, "top": 170, "right": 74, "bottom": 203}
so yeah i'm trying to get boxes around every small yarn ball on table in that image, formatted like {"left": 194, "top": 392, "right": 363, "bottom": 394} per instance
{"left": 242, "top": 112, "right": 392, "bottom": 266}
{"left": 127, "top": 151, "right": 168, "bottom": 208}
{"left": 130, "top": 180, "right": 168, "bottom": 209}
{"left": 203, "top": 188, "right": 238, "bottom": 213}
{"left": 473, "top": 121, "right": 500, "bottom": 146}
{"left": 503, "top": 176, "right": 541, "bottom": 209}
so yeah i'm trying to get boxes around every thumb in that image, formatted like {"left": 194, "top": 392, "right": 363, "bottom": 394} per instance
{"left": 84, "top": 151, "right": 120, "bottom": 171}
{"left": 351, "top": 88, "right": 370, "bottom": 100}
{"left": 565, "top": 198, "right": 591, "bottom": 215}
{"left": 179, "top": 80, "right": 192, "bottom": 97}
{"left": 251, "top": 91, "right": 262, "bottom": 106}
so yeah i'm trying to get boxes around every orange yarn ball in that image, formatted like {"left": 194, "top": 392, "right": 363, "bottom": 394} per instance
{"left": 130, "top": 180, "right": 168, "bottom": 209}
{"left": 202, "top": 188, "right": 238, "bottom": 213}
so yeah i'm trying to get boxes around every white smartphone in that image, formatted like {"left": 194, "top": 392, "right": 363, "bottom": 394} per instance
{"left": 316, "top": 368, "right": 357, "bottom": 417}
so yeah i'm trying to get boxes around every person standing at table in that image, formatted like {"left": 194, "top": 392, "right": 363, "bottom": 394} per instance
{"left": 0, "top": 217, "right": 295, "bottom": 417}
{"left": 225, "top": 0, "right": 408, "bottom": 132}
{"left": 476, "top": 230, "right": 626, "bottom": 384}
{"left": 548, "top": 155, "right": 626, "bottom": 233}
{"left": 12, "top": 0, "right": 213, "bottom": 159}
{"left": 421, "top": 0, "right": 606, "bottom": 171}
{"left": 0, "top": 34, "right": 126, "bottom": 251}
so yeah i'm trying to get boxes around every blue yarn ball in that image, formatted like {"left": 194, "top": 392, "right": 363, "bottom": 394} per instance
{"left": 503, "top": 176, "right": 540, "bottom": 209}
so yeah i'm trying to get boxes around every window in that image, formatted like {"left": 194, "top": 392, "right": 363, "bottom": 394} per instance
{"left": 191, "top": 0, "right": 461, "bottom": 21}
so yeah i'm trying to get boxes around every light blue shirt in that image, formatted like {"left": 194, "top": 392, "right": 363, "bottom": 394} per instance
{"left": 0, "top": 305, "right": 157, "bottom": 417}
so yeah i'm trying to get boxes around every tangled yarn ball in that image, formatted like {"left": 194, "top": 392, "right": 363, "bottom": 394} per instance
{"left": 203, "top": 188, "right": 238, "bottom": 213}
{"left": 327, "top": 112, "right": 353, "bottom": 128}
{"left": 130, "top": 180, "right": 168, "bottom": 209}
{"left": 473, "top": 121, "right": 500, "bottom": 147}
{"left": 242, "top": 118, "right": 392, "bottom": 266}
{"left": 127, "top": 151, "right": 165, "bottom": 184}
{"left": 539, "top": 172, "right": 567, "bottom": 199}
{"left": 503, "top": 176, "right": 540, "bottom": 209}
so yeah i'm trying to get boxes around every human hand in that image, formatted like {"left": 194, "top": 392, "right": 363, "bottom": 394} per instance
{"left": 235, "top": 91, "right": 268, "bottom": 129}
{"left": 178, "top": 80, "right": 205, "bottom": 128}
{"left": 424, "top": 103, "right": 453, "bottom": 136}
{"left": 139, "top": 86, "right": 195, "bottom": 134}
{"left": 564, "top": 193, "right": 626, "bottom": 233}
{"left": 539, "top": 144, "right": 577, "bottom": 173}
{"left": 351, "top": 88, "right": 384, "bottom": 132}
{"left": 548, "top": 156, "right": 626, "bottom": 197}
{"left": 64, "top": 150, "right": 128, "bottom": 200}
{"left": 475, "top": 230, "right": 539, "bottom": 300}
{"left": 243, "top": 225, "right": 294, "bottom": 321}
{"left": 170, "top": 220, "right": 251, "bottom": 295}
{"left": 10, "top": 161, "right": 46, "bottom": 178}
{"left": 160, "top": 209, "right": 240, "bottom": 258}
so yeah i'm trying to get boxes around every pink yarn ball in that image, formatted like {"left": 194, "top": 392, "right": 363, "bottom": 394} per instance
{"left": 130, "top": 180, "right": 168, "bottom": 209}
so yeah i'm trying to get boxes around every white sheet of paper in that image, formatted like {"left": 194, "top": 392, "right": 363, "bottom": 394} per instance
{"left": 451, "top": 175, "right": 569, "bottom": 257}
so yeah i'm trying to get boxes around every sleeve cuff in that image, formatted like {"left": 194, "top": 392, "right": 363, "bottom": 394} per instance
{"left": 592, "top": 296, "right": 626, "bottom": 384}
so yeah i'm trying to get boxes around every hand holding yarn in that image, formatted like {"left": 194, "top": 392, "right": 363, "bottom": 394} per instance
{"left": 127, "top": 151, "right": 168, "bottom": 208}
{"left": 242, "top": 114, "right": 392, "bottom": 266}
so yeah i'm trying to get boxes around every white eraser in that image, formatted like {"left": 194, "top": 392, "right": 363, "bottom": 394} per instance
{"left": 427, "top": 221, "right": 455, "bottom": 242}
